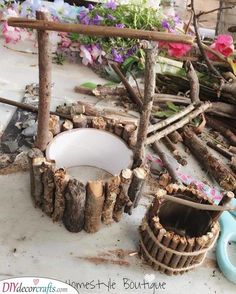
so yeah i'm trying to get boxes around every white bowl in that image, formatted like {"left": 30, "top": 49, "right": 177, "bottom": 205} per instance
{"left": 46, "top": 128, "right": 133, "bottom": 176}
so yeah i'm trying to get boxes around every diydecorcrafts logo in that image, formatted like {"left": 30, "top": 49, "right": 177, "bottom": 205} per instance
{"left": 0, "top": 277, "right": 79, "bottom": 293}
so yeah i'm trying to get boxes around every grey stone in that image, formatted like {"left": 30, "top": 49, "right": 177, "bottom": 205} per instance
{"left": 1, "top": 141, "right": 19, "bottom": 153}
{"left": 21, "top": 123, "right": 38, "bottom": 137}
{"left": 0, "top": 154, "right": 11, "bottom": 168}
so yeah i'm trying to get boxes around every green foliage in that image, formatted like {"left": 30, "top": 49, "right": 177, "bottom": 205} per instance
{"left": 53, "top": 53, "right": 65, "bottom": 65}
{"left": 79, "top": 82, "right": 98, "bottom": 90}
{"left": 154, "top": 102, "right": 182, "bottom": 118}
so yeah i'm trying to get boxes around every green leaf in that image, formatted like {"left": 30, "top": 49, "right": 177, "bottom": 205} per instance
{"left": 227, "top": 58, "right": 236, "bottom": 75}
{"left": 154, "top": 110, "right": 176, "bottom": 118}
{"left": 69, "top": 32, "right": 79, "bottom": 42}
{"left": 80, "top": 82, "right": 97, "bottom": 90}
{"left": 103, "top": 81, "right": 118, "bottom": 87}
{"left": 166, "top": 102, "right": 180, "bottom": 112}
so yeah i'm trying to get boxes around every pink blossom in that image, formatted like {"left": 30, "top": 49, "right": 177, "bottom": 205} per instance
{"left": 208, "top": 34, "right": 234, "bottom": 60}
{"left": 79, "top": 45, "right": 93, "bottom": 66}
{"left": 59, "top": 32, "right": 72, "bottom": 48}
{"left": 167, "top": 43, "right": 192, "bottom": 57}
{"left": 2, "top": 21, "right": 21, "bottom": 44}
{"left": 159, "top": 41, "right": 192, "bottom": 57}
{"left": 90, "top": 44, "right": 105, "bottom": 63}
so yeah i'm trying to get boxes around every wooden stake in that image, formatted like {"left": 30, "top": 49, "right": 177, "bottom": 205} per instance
{"left": 42, "top": 159, "right": 56, "bottom": 216}
{"left": 155, "top": 231, "right": 174, "bottom": 272}
{"left": 27, "top": 148, "right": 44, "bottom": 198}
{"left": 49, "top": 115, "right": 60, "bottom": 136}
{"left": 177, "top": 237, "right": 195, "bottom": 270}
{"left": 169, "top": 236, "right": 187, "bottom": 270}
{"left": 72, "top": 114, "right": 87, "bottom": 128}
{"left": 84, "top": 180, "right": 104, "bottom": 233}
{"left": 163, "top": 235, "right": 180, "bottom": 275}
{"left": 113, "top": 169, "right": 132, "bottom": 222}
{"left": 102, "top": 176, "right": 121, "bottom": 225}
{"left": 106, "top": 119, "right": 116, "bottom": 133}
{"left": 31, "top": 157, "right": 45, "bottom": 207}
{"left": 61, "top": 119, "right": 73, "bottom": 132}
{"left": 114, "top": 123, "right": 124, "bottom": 137}
{"left": 125, "top": 167, "right": 147, "bottom": 214}
{"left": 35, "top": 11, "right": 52, "bottom": 151}
{"left": 133, "top": 48, "right": 156, "bottom": 168}
{"left": 63, "top": 178, "right": 86, "bottom": 232}
{"left": 92, "top": 117, "right": 106, "bottom": 130}
{"left": 123, "top": 123, "right": 137, "bottom": 144}
{"left": 52, "top": 168, "right": 69, "bottom": 222}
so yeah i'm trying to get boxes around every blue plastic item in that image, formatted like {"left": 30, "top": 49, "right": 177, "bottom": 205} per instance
{"left": 216, "top": 198, "right": 236, "bottom": 284}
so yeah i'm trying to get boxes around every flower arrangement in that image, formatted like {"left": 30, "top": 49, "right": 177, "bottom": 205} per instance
{"left": 0, "top": 0, "right": 181, "bottom": 67}
{"left": 0, "top": 0, "right": 234, "bottom": 75}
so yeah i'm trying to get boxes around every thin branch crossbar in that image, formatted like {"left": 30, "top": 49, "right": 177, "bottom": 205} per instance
{"left": 7, "top": 17, "right": 194, "bottom": 44}
{"left": 146, "top": 102, "right": 212, "bottom": 145}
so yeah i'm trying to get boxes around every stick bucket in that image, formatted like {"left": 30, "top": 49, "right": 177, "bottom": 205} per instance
{"left": 139, "top": 184, "right": 220, "bottom": 275}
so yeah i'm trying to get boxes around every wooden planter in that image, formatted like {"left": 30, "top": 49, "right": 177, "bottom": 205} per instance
{"left": 139, "top": 184, "right": 220, "bottom": 275}
{"left": 28, "top": 113, "right": 147, "bottom": 233}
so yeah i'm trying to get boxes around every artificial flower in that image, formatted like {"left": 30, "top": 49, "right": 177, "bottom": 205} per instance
{"left": 112, "top": 48, "right": 124, "bottom": 63}
{"left": 115, "top": 23, "right": 125, "bottom": 28}
{"left": 90, "top": 44, "right": 105, "bottom": 63}
{"left": 105, "top": 0, "right": 117, "bottom": 10}
{"left": 79, "top": 45, "right": 93, "bottom": 66}
{"left": 210, "top": 34, "right": 234, "bottom": 58}
{"left": 168, "top": 43, "right": 192, "bottom": 57}
{"left": 91, "top": 14, "right": 103, "bottom": 25}
{"left": 2, "top": 21, "right": 21, "bottom": 43}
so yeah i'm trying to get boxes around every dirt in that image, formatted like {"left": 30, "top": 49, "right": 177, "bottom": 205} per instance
{"left": 77, "top": 256, "right": 130, "bottom": 267}
{"left": 77, "top": 248, "right": 139, "bottom": 267}
{"left": 203, "top": 257, "right": 218, "bottom": 269}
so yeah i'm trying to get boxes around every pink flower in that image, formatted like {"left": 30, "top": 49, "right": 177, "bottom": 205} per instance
{"left": 159, "top": 41, "right": 192, "bottom": 57}
{"left": 2, "top": 21, "right": 21, "bottom": 44}
{"left": 167, "top": 43, "right": 192, "bottom": 57}
{"left": 79, "top": 45, "right": 93, "bottom": 66}
{"left": 208, "top": 34, "right": 234, "bottom": 60}
{"left": 90, "top": 44, "right": 105, "bottom": 63}
{"left": 59, "top": 32, "right": 72, "bottom": 48}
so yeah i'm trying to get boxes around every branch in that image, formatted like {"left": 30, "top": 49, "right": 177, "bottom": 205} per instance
{"left": 152, "top": 142, "right": 181, "bottom": 184}
{"left": 196, "top": 6, "right": 235, "bottom": 18}
{"left": 185, "top": 61, "right": 200, "bottom": 105}
{"left": 148, "top": 104, "right": 195, "bottom": 134}
{"left": 8, "top": 17, "right": 194, "bottom": 44}
{"left": 146, "top": 102, "right": 212, "bottom": 145}
{"left": 111, "top": 63, "right": 143, "bottom": 109}
{"left": 133, "top": 48, "right": 156, "bottom": 168}
{"left": 191, "top": 0, "right": 223, "bottom": 79}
